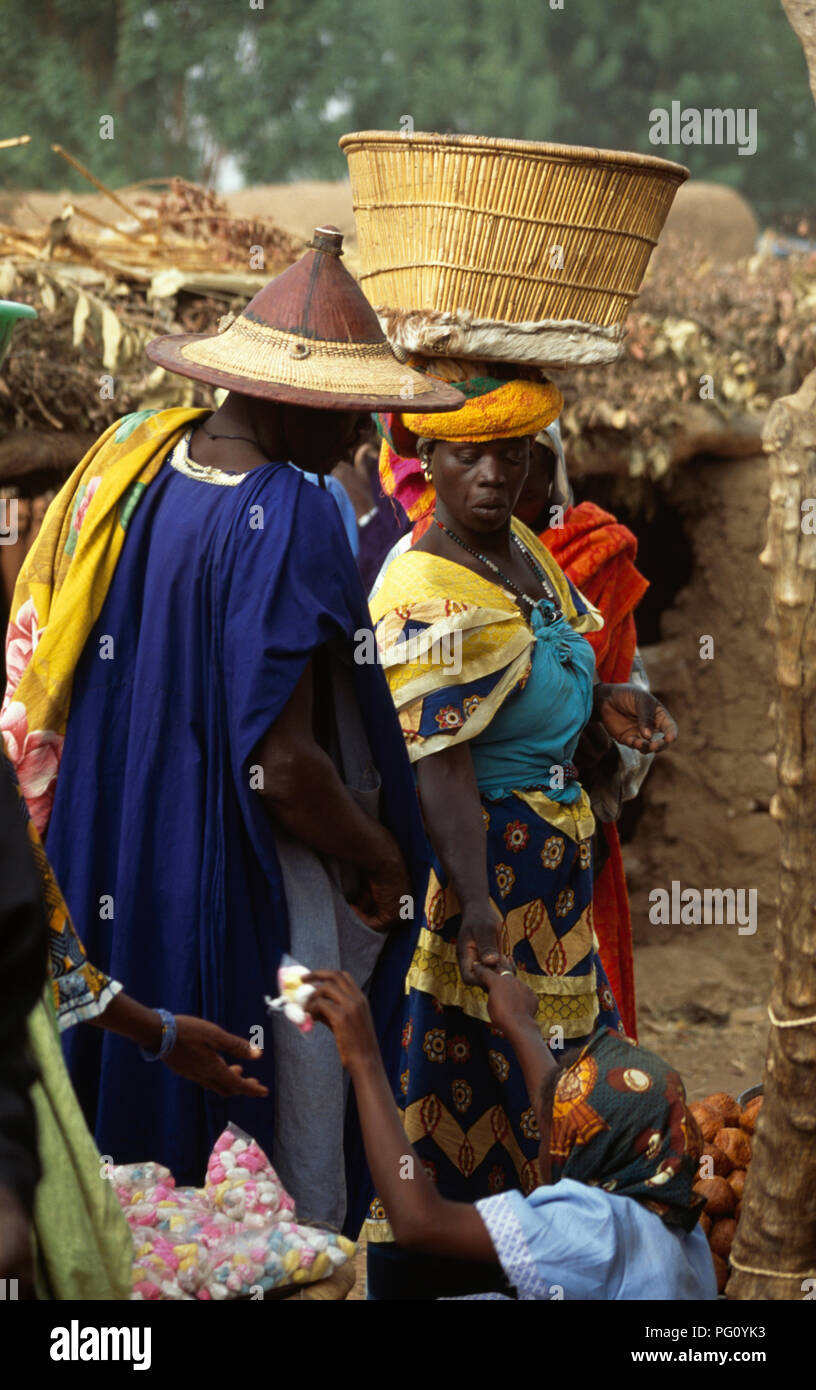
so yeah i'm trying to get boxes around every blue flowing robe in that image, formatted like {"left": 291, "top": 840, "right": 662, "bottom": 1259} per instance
{"left": 49, "top": 453, "right": 427, "bottom": 1232}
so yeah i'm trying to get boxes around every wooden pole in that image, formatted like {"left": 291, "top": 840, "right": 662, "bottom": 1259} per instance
{"left": 727, "top": 370, "right": 816, "bottom": 1298}
{"left": 49, "top": 145, "right": 151, "bottom": 231}
{"left": 66, "top": 203, "right": 146, "bottom": 245}
{"left": 728, "top": 0, "right": 816, "bottom": 1300}
{"left": 781, "top": 0, "right": 816, "bottom": 104}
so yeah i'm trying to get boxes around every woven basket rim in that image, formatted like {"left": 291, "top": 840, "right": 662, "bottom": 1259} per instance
{"left": 339, "top": 130, "right": 689, "bottom": 182}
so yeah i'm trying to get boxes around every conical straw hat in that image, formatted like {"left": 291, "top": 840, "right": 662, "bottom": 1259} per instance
{"left": 146, "top": 226, "right": 463, "bottom": 412}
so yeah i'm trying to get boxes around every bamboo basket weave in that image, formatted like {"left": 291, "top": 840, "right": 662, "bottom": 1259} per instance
{"left": 339, "top": 131, "right": 689, "bottom": 367}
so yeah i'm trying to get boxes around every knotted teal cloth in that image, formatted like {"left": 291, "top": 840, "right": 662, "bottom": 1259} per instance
{"left": 469, "top": 602, "right": 596, "bottom": 804}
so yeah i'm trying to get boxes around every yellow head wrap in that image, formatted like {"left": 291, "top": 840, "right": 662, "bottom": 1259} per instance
{"left": 403, "top": 375, "right": 563, "bottom": 443}
{"left": 376, "top": 358, "right": 564, "bottom": 522}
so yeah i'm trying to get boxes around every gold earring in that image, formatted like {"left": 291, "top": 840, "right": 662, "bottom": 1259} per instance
{"left": 421, "top": 456, "right": 433, "bottom": 482}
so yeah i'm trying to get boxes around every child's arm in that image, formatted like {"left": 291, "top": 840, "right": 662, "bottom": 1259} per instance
{"left": 470, "top": 962, "right": 559, "bottom": 1105}
{"left": 305, "top": 971, "right": 496, "bottom": 1260}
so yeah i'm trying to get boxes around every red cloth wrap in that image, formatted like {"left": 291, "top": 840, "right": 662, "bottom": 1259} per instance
{"left": 541, "top": 502, "right": 648, "bottom": 1039}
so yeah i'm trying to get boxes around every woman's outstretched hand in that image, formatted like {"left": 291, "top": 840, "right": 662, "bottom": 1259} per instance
{"left": 594, "top": 683, "right": 678, "bottom": 754}
{"left": 164, "top": 1017, "right": 269, "bottom": 1099}
{"left": 457, "top": 903, "right": 503, "bottom": 985}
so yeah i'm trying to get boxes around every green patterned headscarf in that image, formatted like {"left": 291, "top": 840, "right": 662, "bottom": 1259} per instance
{"left": 550, "top": 1028, "right": 705, "bottom": 1232}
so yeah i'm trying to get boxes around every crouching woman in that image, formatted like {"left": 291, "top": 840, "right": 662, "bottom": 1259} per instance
{"left": 305, "top": 967, "right": 716, "bottom": 1301}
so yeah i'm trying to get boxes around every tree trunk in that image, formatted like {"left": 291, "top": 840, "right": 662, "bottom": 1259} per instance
{"left": 726, "top": 369, "right": 816, "bottom": 1299}
{"left": 781, "top": 0, "right": 816, "bottom": 104}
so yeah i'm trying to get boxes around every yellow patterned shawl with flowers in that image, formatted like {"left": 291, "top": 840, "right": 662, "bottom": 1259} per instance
{"left": 1, "top": 407, "right": 208, "bottom": 835}
{"left": 1, "top": 744, "right": 122, "bottom": 1030}
{"left": 369, "top": 518, "right": 603, "bottom": 841}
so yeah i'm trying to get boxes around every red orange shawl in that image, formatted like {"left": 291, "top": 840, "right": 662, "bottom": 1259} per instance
{"left": 541, "top": 501, "right": 648, "bottom": 1039}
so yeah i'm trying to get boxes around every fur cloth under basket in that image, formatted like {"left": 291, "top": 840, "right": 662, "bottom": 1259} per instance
{"left": 378, "top": 306, "right": 626, "bottom": 369}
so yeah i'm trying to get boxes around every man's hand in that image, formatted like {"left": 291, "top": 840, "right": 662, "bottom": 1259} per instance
{"left": 594, "top": 683, "right": 678, "bottom": 754}
{"left": 0, "top": 1186, "right": 34, "bottom": 1297}
{"left": 304, "top": 970, "right": 380, "bottom": 1072}
{"left": 358, "top": 839, "right": 412, "bottom": 929}
{"left": 164, "top": 1018, "right": 269, "bottom": 1099}
{"left": 457, "top": 902, "right": 502, "bottom": 985}
{"left": 472, "top": 959, "right": 538, "bottom": 1035}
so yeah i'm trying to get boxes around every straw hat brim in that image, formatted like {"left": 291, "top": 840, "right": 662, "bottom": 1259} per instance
{"left": 145, "top": 325, "right": 464, "bottom": 413}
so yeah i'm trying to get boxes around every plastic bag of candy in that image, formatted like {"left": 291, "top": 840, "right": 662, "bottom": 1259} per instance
{"left": 116, "top": 1123, "right": 356, "bottom": 1300}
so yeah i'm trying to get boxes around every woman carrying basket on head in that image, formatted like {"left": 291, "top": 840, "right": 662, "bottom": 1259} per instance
{"left": 365, "top": 361, "right": 677, "bottom": 1298}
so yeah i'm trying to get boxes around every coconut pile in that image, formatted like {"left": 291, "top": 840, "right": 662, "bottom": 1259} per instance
{"left": 689, "top": 1088, "right": 764, "bottom": 1293}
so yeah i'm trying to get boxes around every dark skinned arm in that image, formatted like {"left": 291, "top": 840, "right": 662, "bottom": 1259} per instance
{"left": 305, "top": 970, "right": 496, "bottom": 1260}
{"left": 471, "top": 961, "right": 558, "bottom": 1182}
{"left": 471, "top": 963, "right": 558, "bottom": 1098}
{"left": 254, "top": 660, "right": 410, "bottom": 925}
{"left": 305, "top": 967, "right": 560, "bottom": 1257}
{"left": 88, "top": 993, "right": 162, "bottom": 1050}
{"left": 88, "top": 994, "right": 268, "bottom": 1099}
{"left": 415, "top": 742, "right": 500, "bottom": 982}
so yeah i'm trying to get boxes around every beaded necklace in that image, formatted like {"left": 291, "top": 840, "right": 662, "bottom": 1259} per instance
{"left": 433, "top": 517, "right": 561, "bottom": 621}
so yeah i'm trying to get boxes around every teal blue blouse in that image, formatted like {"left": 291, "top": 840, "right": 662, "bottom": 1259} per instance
{"left": 468, "top": 601, "right": 596, "bottom": 804}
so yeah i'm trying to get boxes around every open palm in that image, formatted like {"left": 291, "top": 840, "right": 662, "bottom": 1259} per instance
{"left": 595, "top": 683, "right": 677, "bottom": 754}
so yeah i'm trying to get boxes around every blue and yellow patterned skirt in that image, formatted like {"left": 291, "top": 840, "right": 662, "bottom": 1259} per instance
{"left": 365, "top": 789, "right": 622, "bottom": 1238}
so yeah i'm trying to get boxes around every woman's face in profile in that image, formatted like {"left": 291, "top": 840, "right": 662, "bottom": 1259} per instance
{"left": 513, "top": 440, "right": 557, "bottom": 530}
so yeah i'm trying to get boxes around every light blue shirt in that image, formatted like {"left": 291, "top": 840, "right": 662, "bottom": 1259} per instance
{"left": 471, "top": 1178, "right": 717, "bottom": 1301}
{"left": 297, "top": 468, "right": 359, "bottom": 557}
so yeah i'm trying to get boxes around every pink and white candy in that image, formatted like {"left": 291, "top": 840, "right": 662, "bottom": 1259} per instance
{"left": 264, "top": 962, "right": 315, "bottom": 1034}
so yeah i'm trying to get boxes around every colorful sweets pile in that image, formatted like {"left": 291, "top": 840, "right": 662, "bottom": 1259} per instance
{"left": 115, "top": 1123, "right": 356, "bottom": 1300}
{"left": 689, "top": 1089, "right": 763, "bottom": 1293}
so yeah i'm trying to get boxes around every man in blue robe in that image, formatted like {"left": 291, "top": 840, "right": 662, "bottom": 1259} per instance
{"left": 9, "top": 227, "right": 462, "bottom": 1234}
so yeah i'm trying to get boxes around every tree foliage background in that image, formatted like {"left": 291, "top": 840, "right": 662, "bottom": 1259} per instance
{"left": 0, "top": 0, "right": 812, "bottom": 221}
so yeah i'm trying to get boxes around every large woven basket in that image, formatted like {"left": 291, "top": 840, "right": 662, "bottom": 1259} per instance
{"left": 339, "top": 131, "right": 688, "bottom": 368}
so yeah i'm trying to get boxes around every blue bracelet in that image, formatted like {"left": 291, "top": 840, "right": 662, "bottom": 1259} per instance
{"left": 140, "top": 1009, "right": 177, "bottom": 1062}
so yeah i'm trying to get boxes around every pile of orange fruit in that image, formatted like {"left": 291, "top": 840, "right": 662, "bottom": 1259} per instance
{"left": 689, "top": 1090, "right": 763, "bottom": 1292}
